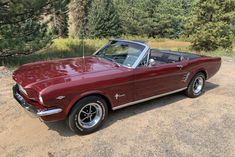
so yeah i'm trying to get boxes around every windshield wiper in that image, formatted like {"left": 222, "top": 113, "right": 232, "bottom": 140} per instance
{"left": 103, "top": 56, "right": 121, "bottom": 67}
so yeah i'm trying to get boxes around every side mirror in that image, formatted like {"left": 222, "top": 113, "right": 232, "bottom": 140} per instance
{"left": 149, "top": 58, "right": 156, "bottom": 67}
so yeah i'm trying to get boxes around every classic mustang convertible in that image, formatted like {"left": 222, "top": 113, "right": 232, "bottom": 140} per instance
{"left": 13, "top": 39, "right": 221, "bottom": 134}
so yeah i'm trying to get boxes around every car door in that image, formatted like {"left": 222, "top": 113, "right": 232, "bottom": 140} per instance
{"left": 107, "top": 68, "right": 135, "bottom": 108}
{"left": 133, "top": 61, "right": 189, "bottom": 101}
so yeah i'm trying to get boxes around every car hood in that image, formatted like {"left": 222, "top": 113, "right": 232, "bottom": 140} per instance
{"left": 13, "top": 56, "right": 118, "bottom": 89}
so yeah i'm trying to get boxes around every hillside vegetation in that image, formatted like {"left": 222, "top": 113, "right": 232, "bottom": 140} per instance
{"left": 0, "top": 0, "right": 235, "bottom": 66}
{"left": 1, "top": 37, "right": 234, "bottom": 68}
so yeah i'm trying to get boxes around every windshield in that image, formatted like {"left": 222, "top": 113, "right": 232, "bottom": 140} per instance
{"left": 95, "top": 41, "right": 145, "bottom": 67}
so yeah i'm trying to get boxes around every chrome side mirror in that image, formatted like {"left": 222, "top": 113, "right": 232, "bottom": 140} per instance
{"left": 149, "top": 58, "right": 156, "bottom": 67}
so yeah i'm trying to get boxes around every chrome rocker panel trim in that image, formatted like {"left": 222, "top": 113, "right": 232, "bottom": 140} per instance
{"left": 13, "top": 85, "right": 62, "bottom": 117}
{"left": 112, "top": 87, "right": 187, "bottom": 110}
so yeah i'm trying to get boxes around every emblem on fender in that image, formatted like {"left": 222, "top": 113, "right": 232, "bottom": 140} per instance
{"left": 56, "top": 96, "right": 66, "bottom": 100}
{"left": 115, "top": 93, "right": 126, "bottom": 99}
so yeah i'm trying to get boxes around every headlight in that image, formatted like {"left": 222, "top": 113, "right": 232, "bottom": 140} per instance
{"left": 39, "top": 95, "right": 44, "bottom": 104}
{"left": 18, "top": 84, "right": 27, "bottom": 95}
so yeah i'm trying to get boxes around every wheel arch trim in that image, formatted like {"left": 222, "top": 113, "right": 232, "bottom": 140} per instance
{"left": 195, "top": 68, "right": 208, "bottom": 80}
{"left": 65, "top": 90, "right": 112, "bottom": 115}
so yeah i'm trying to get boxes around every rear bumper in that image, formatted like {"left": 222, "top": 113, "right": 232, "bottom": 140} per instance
{"left": 13, "top": 85, "right": 62, "bottom": 117}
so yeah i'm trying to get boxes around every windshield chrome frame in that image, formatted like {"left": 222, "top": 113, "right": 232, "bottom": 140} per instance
{"left": 93, "top": 39, "right": 150, "bottom": 69}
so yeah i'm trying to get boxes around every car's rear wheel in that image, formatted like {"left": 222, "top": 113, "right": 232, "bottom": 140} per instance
{"left": 67, "top": 96, "right": 108, "bottom": 135}
{"left": 185, "top": 72, "right": 205, "bottom": 98}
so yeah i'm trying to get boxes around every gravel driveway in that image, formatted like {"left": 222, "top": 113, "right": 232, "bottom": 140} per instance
{"left": 0, "top": 57, "right": 235, "bottom": 157}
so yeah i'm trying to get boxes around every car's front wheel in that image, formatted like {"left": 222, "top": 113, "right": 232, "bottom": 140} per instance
{"left": 67, "top": 96, "right": 108, "bottom": 135}
{"left": 185, "top": 72, "right": 205, "bottom": 98}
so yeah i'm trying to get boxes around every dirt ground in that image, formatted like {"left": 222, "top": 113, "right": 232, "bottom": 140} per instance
{"left": 0, "top": 57, "right": 235, "bottom": 157}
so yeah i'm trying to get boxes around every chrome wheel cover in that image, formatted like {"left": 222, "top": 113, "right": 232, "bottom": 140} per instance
{"left": 193, "top": 76, "right": 204, "bottom": 94}
{"left": 78, "top": 103, "right": 103, "bottom": 129}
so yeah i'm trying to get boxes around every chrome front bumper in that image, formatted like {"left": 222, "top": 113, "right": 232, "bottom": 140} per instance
{"left": 13, "top": 85, "right": 62, "bottom": 117}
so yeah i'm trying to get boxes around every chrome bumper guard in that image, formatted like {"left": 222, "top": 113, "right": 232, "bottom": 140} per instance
{"left": 13, "top": 85, "right": 62, "bottom": 117}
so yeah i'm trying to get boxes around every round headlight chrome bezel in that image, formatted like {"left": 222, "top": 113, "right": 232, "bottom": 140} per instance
{"left": 39, "top": 95, "right": 44, "bottom": 105}
{"left": 18, "top": 84, "right": 28, "bottom": 95}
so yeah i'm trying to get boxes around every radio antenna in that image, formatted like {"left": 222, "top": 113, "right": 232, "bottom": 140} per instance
{"left": 82, "top": 37, "right": 84, "bottom": 59}
{"left": 80, "top": 23, "right": 86, "bottom": 71}
{"left": 80, "top": 26, "right": 85, "bottom": 59}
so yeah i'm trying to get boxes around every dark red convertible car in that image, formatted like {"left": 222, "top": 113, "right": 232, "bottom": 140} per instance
{"left": 13, "top": 39, "right": 221, "bottom": 134}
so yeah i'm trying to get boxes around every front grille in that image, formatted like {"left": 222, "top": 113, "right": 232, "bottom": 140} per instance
{"left": 13, "top": 85, "right": 38, "bottom": 114}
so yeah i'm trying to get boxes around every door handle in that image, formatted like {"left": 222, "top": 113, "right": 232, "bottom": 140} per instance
{"left": 176, "top": 64, "right": 184, "bottom": 70}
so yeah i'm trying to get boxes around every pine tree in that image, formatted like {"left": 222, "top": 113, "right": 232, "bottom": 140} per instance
{"left": 0, "top": 0, "right": 53, "bottom": 57}
{"left": 115, "top": 0, "right": 185, "bottom": 38}
{"left": 69, "top": 0, "right": 92, "bottom": 37}
{"left": 140, "top": 0, "right": 160, "bottom": 37}
{"left": 114, "top": 0, "right": 145, "bottom": 35}
{"left": 50, "top": 0, "right": 69, "bottom": 37}
{"left": 185, "top": 0, "right": 235, "bottom": 51}
{"left": 154, "top": 0, "right": 185, "bottom": 38}
{"left": 88, "top": 0, "right": 122, "bottom": 38}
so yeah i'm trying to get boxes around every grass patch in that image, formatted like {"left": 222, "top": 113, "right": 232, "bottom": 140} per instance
{"left": 51, "top": 38, "right": 108, "bottom": 51}
{"left": 200, "top": 49, "right": 235, "bottom": 58}
{"left": 0, "top": 38, "right": 107, "bottom": 68}
{"left": 1, "top": 37, "right": 234, "bottom": 68}
{"left": 148, "top": 39, "right": 191, "bottom": 50}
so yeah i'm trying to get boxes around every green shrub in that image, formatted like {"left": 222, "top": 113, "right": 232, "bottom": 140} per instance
{"left": 185, "top": 0, "right": 235, "bottom": 51}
